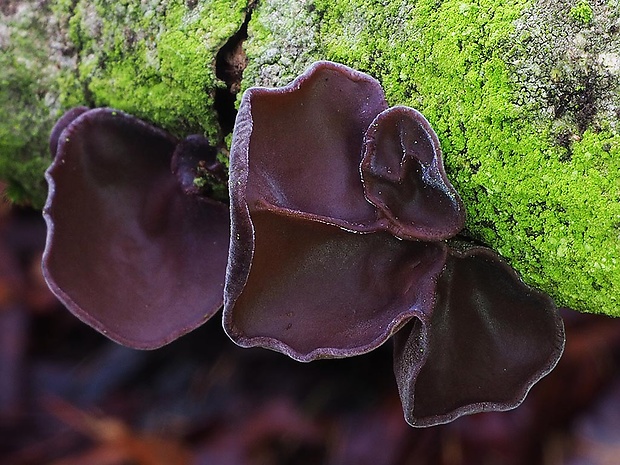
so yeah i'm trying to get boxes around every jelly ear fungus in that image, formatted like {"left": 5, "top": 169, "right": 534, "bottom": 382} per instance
{"left": 225, "top": 60, "right": 564, "bottom": 425}
{"left": 42, "top": 61, "right": 565, "bottom": 428}
{"left": 43, "top": 108, "right": 229, "bottom": 349}
{"left": 224, "top": 61, "right": 464, "bottom": 361}
{"left": 360, "top": 105, "right": 465, "bottom": 241}
{"left": 393, "top": 244, "right": 565, "bottom": 427}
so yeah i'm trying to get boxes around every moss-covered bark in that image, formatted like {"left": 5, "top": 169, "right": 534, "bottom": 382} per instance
{"left": 1, "top": 0, "right": 247, "bottom": 205}
{"left": 2, "top": 0, "right": 619, "bottom": 317}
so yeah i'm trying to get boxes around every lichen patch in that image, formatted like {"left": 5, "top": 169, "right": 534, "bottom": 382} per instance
{"left": 510, "top": 0, "right": 620, "bottom": 134}
{"left": 242, "top": 0, "right": 321, "bottom": 89}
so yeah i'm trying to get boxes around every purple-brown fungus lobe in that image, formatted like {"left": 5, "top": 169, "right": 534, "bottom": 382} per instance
{"left": 224, "top": 61, "right": 465, "bottom": 361}
{"left": 361, "top": 106, "right": 465, "bottom": 240}
{"left": 393, "top": 245, "right": 565, "bottom": 427}
{"left": 225, "top": 60, "right": 564, "bottom": 425}
{"left": 43, "top": 108, "right": 230, "bottom": 349}
{"left": 226, "top": 211, "right": 447, "bottom": 361}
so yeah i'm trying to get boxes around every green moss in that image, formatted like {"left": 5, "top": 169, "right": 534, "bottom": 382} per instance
{"left": 571, "top": 1, "right": 594, "bottom": 24}
{"left": 69, "top": 0, "right": 247, "bottom": 141}
{"left": 312, "top": 0, "right": 620, "bottom": 316}
{"left": 0, "top": 3, "right": 65, "bottom": 207}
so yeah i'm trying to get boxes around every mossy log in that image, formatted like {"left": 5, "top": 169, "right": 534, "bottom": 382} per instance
{"left": 1, "top": 0, "right": 619, "bottom": 317}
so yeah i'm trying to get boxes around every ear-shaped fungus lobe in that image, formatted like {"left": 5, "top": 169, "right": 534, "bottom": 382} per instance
{"left": 361, "top": 106, "right": 465, "bottom": 240}
{"left": 225, "top": 211, "right": 446, "bottom": 361}
{"left": 225, "top": 61, "right": 452, "bottom": 360}
{"left": 242, "top": 61, "right": 388, "bottom": 229}
{"left": 225, "top": 62, "right": 389, "bottom": 318}
{"left": 43, "top": 109, "right": 229, "bottom": 349}
{"left": 393, "top": 246, "right": 565, "bottom": 427}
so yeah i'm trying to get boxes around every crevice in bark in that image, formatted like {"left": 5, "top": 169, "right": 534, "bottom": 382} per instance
{"left": 214, "top": 2, "right": 255, "bottom": 138}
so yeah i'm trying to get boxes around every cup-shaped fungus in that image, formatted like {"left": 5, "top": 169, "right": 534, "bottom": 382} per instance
{"left": 43, "top": 108, "right": 229, "bottom": 348}
{"left": 393, "top": 244, "right": 565, "bottom": 426}
{"left": 360, "top": 106, "right": 465, "bottom": 240}
{"left": 225, "top": 61, "right": 465, "bottom": 361}
{"left": 226, "top": 61, "right": 564, "bottom": 424}
{"left": 225, "top": 210, "right": 448, "bottom": 361}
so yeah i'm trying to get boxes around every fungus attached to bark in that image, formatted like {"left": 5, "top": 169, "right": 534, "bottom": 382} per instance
{"left": 393, "top": 244, "right": 565, "bottom": 427}
{"left": 42, "top": 61, "right": 565, "bottom": 428}
{"left": 43, "top": 108, "right": 229, "bottom": 349}
{"left": 224, "top": 61, "right": 465, "bottom": 360}
{"left": 225, "top": 60, "right": 564, "bottom": 424}
{"left": 360, "top": 106, "right": 465, "bottom": 240}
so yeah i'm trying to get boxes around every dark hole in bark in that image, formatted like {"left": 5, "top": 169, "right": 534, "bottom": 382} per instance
{"left": 214, "top": 6, "right": 253, "bottom": 136}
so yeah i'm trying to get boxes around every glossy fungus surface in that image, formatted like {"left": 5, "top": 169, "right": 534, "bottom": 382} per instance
{"left": 43, "top": 108, "right": 229, "bottom": 349}
{"left": 227, "top": 211, "right": 447, "bottom": 361}
{"left": 225, "top": 60, "right": 564, "bottom": 425}
{"left": 236, "top": 61, "right": 388, "bottom": 230}
{"left": 393, "top": 245, "right": 565, "bottom": 427}
{"left": 225, "top": 61, "right": 465, "bottom": 361}
{"left": 360, "top": 106, "right": 465, "bottom": 240}
{"left": 43, "top": 61, "right": 566, "bottom": 429}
